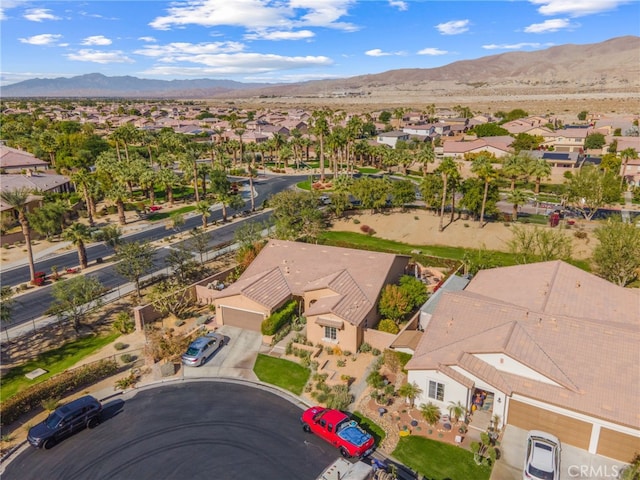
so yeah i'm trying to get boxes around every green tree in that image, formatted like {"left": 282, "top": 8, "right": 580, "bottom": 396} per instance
{"left": 1, "top": 188, "right": 36, "bottom": 282}
{"left": 507, "top": 226, "right": 572, "bottom": 263}
{"left": 593, "top": 218, "right": 640, "bottom": 286}
{"left": 1, "top": 286, "right": 15, "bottom": 330}
{"left": 472, "top": 123, "right": 509, "bottom": 137}
{"left": 398, "top": 382, "right": 423, "bottom": 408}
{"left": 460, "top": 177, "right": 500, "bottom": 222}
{"left": 166, "top": 244, "right": 201, "bottom": 283}
{"left": 390, "top": 179, "right": 416, "bottom": 209}
{"left": 350, "top": 177, "right": 391, "bottom": 212}
{"left": 577, "top": 110, "right": 588, "bottom": 121}
{"left": 27, "top": 200, "right": 67, "bottom": 240}
{"left": 619, "top": 147, "right": 638, "bottom": 189}
{"left": 114, "top": 241, "right": 155, "bottom": 297}
{"left": 189, "top": 227, "right": 211, "bottom": 264}
{"left": 527, "top": 158, "right": 552, "bottom": 194}
{"left": 399, "top": 275, "right": 428, "bottom": 308}
{"left": 435, "top": 157, "right": 461, "bottom": 231}
{"left": 471, "top": 156, "right": 498, "bottom": 227}
{"left": 195, "top": 200, "right": 212, "bottom": 229}
{"left": 378, "top": 284, "right": 412, "bottom": 322}
{"left": 511, "top": 133, "right": 543, "bottom": 153}
{"left": 501, "top": 153, "right": 529, "bottom": 191}
{"left": 419, "top": 174, "right": 443, "bottom": 210}
{"left": 565, "top": 165, "right": 621, "bottom": 220}
{"left": 378, "top": 111, "right": 392, "bottom": 123}
{"left": 269, "top": 190, "right": 323, "bottom": 241}
{"left": 48, "top": 276, "right": 105, "bottom": 334}
{"left": 506, "top": 188, "right": 528, "bottom": 222}
{"left": 310, "top": 109, "right": 331, "bottom": 181}
{"left": 147, "top": 279, "right": 194, "bottom": 319}
{"left": 377, "top": 318, "right": 400, "bottom": 334}
{"left": 584, "top": 132, "right": 606, "bottom": 150}
{"left": 62, "top": 222, "right": 92, "bottom": 269}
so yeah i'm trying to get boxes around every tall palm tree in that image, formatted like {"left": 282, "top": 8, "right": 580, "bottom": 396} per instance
{"left": 506, "top": 188, "right": 528, "bottom": 222}
{"left": 195, "top": 200, "right": 212, "bottom": 229}
{"left": 619, "top": 147, "right": 637, "bottom": 189}
{"left": 527, "top": 158, "right": 552, "bottom": 194}
{"left": 71, "top": 169, "right": 98, "bottom": 227}
{"left": 310, "top": 109, "right": 331, "bottom": 182}
{"left": 501, "top": 154, "right": 526, "bottom": 191}
{"left": 62, "top": 222, "right": 91, "bottom": 269}
{"left": 435, "top": 158, "right": 460, "bottom": 232}
{"left": 0, "top": 188, "right": 36, "bottom": 282}
{"left": 157, "top": 168, "right": 179, "bottom": 206}
{"left": 471, "top": 156, "right": 498, "bottom": 228}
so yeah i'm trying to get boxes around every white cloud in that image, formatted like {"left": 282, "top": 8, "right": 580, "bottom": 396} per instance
{"left": 66, "top": 49, "right": 134, "bottom": 64}
{"left": 482, "top": 42, "right": 552, "bottom": 50}
{"left": 141, "top": 52, "right": 332, "bottom": 76}
{"left": 0, "top": 0, "right": 29, "bottom": 21}
{"left": 149, "top": 0, "right": 357, "bottom": 32}
{"left": 24, "top": 8, "right": 60, "bottom": 22}
{"left": 82, "top": 35, "right": 112, "bottom": 46}
{"left": 244, "top": 29, "right": 315, "bottom": 41}
{"left": 529, "top": 0, "right": 630, "bottom": 18}
{"left": 365, "top": 48, "right": 406, "bottom": 57}
{"left": 138, "top": 36, "right": 158, "bottom": 43}
{"left": 19, "top": 34, "right": 62, "bottom": 45}
{"left": 524, "top": 18, "right": 575, "bottom": 33}
{"left": 135, "top": 41, "right": 246, "bottom": 58}
{"left": 436, "top": 19, "right": 470, "bottom": 35}
{"left": 417, "top": 47, "right": 448, "bottom": 56}
{"left": 388, "top": 0, "right": 408, "bottom": 11}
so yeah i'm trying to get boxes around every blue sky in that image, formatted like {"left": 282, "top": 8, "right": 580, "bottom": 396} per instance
{"left": 1, "top": 0, "right": 639, "bottom": 86}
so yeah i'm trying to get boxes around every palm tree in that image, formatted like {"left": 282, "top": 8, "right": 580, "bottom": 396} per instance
{"left": 501, "top": 154, "right": 526, "bottom": 191}
{"left": 435, "top": 157, "right": 460, "bottom": 232}
{"left": 71, "top": 169, "right": 98, "bottom": 227}
{"left": 62, "top": 222, "right": 91, "bottom": 269}
{"left": 397, "top": 382, "right": 423, "bottom": 408}
{"left": 619, "top": 147, "right": 637, "bottom": 189}
{"left": 506, "top": 188, "right": 528, "bottom": 222}
{"left": 195, "top": 200, "right": 212, "bottom": 229}
{"left": 447, "top": 400, "right": 467, "bottom": 424}
{"left": 527, "top": 158, "right": 552, "bottom": 194}
{"left": 471, "top": 156, "right": 498, "bottom": 228}
{"left": 157, "top": 168, "right": 179, "bottom": 206}
{"left": 419, "top": 402, "right": 442, "bottom": 427}
{"left": 310, "top": 109, "right": 331, "bottom": 182}
{"left": 0, "top": 188, "right": 36, "bottom": 282}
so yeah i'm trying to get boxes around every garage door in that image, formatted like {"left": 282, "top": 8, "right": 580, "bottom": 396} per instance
{"left": 597, "top": 428, "right": 640, "bottom": 462}
{"left": 220, "top": 306, "right": 264, "bottom": 332}
{"left": 507, "top": 400, "right": 591, "bottom": 450}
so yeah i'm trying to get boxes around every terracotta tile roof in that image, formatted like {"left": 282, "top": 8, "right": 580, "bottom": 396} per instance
{"left": 406, "top": 261, "right": 640, "bottom": 428}
{"left": 0, "top": 145, "right": 49, "bottom": 168}
{"left": 213, "top": 240, "right": 409, "bottom": 325}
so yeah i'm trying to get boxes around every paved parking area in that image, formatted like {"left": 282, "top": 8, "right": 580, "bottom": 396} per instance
{"left": 492, "top": 425, "right": 626, "bottom": 480}
{"left": 182, "top": 325, "right": 262, "bottom": 381}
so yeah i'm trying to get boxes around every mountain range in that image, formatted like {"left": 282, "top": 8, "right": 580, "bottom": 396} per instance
{"left": 2, "top": 36, "right": 639, "bottom": 100}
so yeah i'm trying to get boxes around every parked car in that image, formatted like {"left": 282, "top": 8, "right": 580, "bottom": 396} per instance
{"left": 300, "top": 407, "right": 375, "bottom": 458}
{"left": 181, "top": 332, "right": 225, "bottom": 367}
{"left": 523, "top": 430, "right": 561, "bottom": 480}
{"left": 27, "top": 395, "right": 102, "bottom": 449}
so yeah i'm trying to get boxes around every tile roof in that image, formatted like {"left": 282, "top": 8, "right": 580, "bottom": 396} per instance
{"left": 0, "top": 145, "right": 49, "bottom": 169}
{"left": 210, "top": 239, "right": 409, "bottom": 326}
{"left": 406, "top": 261, "right": 640, "bottom": 428}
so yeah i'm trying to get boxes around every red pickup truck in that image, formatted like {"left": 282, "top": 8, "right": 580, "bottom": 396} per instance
{"left": 300, "top": 406, "right": 375, "bottom": 458}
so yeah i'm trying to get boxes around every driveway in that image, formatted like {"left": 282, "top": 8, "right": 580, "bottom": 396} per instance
{"left": 182, "top": 325, "right": 262, "bottom": 381}
{"left": 492, "top": 425, "right": 626, "bottom": 480}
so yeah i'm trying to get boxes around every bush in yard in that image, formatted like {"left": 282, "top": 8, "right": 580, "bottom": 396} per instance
{"left": 112, "top": 311, "right": 135, "bottom": 334}
{"left": 1, "top": 359, "right": 118, "bottom": 426}
{"left": 120, "top": 353, "right": 135, "bottom": 364}
{"left": 114, "top": 342, "right": 128, "bottom": 351}
{"left": 378, "top": 319, "right": 399, "bottom": 334}
{"left": 359, "top": 342, "right": 372, "bottom": 353}
{"left": 261, "top": 300, "right": 297, "bottom": 335}
{"left": 327, "top": 384, "right": 353, "bottom": 410}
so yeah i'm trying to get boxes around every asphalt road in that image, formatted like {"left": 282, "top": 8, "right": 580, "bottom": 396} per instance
{"left": 2, "top": 382, "right": 338, "bottom": 480}
{"left": 1, "top": 175, "right": 304, "bottom": 329}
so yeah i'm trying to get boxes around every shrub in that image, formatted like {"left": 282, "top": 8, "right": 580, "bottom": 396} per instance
{"left": 114, "top": 370, "right": 139, "bottom": 391}
{"left": 120, "top": 353, "right": 135, "bottom": 364}
{"left": 114, "top": 342, "right": 128, "bottom": 351}
{"left": 174, "top": 318, "right": 186, "bottom": 327}
{"left": 574, "top": 230, "right": 588, "bottom": 239}
{"left": 327, "top": 385, "right": 353, "bottom": 410}
{"left": 113, "top": 312, "right": 135, "bottom": 334}
{"left": 41, "top": 397, "right": 61, "bottom": 412}
{"left": 360, "top": 224, "right": 371, "bottom": 233}
{"left": 378, "top": 319, "right": 399, "bottom": 334}
{"left": 359, "top": 342, "right": 372, "bottom": 353}
{"left": 372, "top": 348, "right": 381, "bottom": 356}
{"left": 261, "top": 300, "right": 297, "bottom": 335}
{"left": 337, "top": 359, "right": 346, "bottom": 367}
{"left": 1, "top": 359, "right": 119, "bottom": 426}
{"left": 353, "top": 218, "right": 361, "bottom": 224}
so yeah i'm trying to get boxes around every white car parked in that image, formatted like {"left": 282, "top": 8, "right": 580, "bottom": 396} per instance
{"left": 523, "top": 430, "right": 561, "bottom": 480}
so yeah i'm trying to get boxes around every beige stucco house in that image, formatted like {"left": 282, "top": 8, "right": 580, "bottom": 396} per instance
{"left": 405, "top": 260, "right": 640, "bottom": 462}
{"left": 196, "top": 239, "right": 411, "bottom": 352}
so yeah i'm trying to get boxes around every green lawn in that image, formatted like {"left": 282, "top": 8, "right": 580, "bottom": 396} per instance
{"left": 352, "top": 411, "right": 386, "bottom": 444}
{"left": 1, "top": 332, "right": 120, "bottom": 401}
{"left": 147, "top": 205, "right": 196, "bottom": 221}
{"left": 393, "top": 436, "right": 492, "bottom": 480}
{"left": 253, "top": 354, "right": 310, "bottom": 395}
{"left": 319, "top": 230, "right": 517, "bottom": 265}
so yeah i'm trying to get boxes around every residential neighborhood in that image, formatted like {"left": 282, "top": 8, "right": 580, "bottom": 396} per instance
{"left": 1, "top": 98, "right": 639, "bottom": 480}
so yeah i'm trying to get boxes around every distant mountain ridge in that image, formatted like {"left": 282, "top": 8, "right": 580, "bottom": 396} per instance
{"left": 2, "top": 36, "right": 639, "bottom": 99}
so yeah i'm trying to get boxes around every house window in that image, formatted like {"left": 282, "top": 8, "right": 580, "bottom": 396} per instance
{"left": 324, "top": 326, "right": 337, "bottom": 341}
{"left": 428, "top": 381, "right": 445, "bottom": 401}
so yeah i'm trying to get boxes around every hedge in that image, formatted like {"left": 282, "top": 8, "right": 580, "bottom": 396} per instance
{"left": 1, "top": 359, "right": 119, "bottom": 426}
{"left": 261, "top": 300, "right": 297, "bottom": 336}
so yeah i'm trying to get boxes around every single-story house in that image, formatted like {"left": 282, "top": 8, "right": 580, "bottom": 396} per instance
{"left": 196, "top": 239, "right": 411, "bottom": 352}
{"left": 405, "top": 260, "right": 639, "bottom": 462}
{"left": 0, "top": 145, "right": 49, "bottom": 173}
